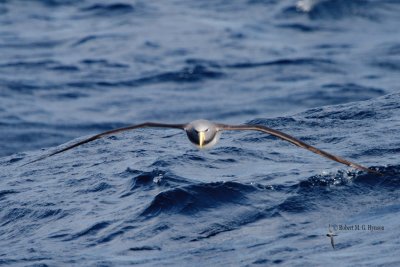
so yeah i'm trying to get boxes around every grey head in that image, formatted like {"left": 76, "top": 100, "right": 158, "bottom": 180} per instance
{"left": 185, "top": 119, "right": 221, "bottom": 149}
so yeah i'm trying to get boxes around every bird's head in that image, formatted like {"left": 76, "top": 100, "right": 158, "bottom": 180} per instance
{"left": 185, "top": 119, "right": 221, "bottom": 149}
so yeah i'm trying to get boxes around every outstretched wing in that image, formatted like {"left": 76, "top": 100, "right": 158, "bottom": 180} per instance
{"left": 218, "top": 124, "right": 380, "bottom": 175}
{"left": 23, "top": 122, "right": 186, "bottom": 166}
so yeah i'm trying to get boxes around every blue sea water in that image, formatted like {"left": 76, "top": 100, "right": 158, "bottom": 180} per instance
{"left": 0, "top": 0, "right": 400, "bottom": 265}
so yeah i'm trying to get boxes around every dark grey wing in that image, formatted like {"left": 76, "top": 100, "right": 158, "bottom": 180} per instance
{"left": 23, "top": 122, "right": 186, "bottom": 166}
{"left": 218, "top": 124, "right": 380, "bottom": 175}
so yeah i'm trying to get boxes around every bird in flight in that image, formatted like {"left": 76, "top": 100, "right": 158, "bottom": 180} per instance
{"left": 23, "top": 119, "right": 380, "bottom": 174}
{"left": 326, "top": 226, "right": 338, "bottom": 249}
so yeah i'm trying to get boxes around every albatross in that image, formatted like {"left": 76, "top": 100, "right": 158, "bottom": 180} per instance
{"left": 24, "top": 119, "right": 380, "bottom": 174}
{"left": 327, "top": 226, "right": 338, "bottom": 249}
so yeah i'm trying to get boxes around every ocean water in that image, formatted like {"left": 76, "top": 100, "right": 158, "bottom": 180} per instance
{"left": 0, "top": 0, "right": 400, "bottom": 266}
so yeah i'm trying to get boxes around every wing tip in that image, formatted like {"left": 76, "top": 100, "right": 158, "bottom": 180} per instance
{"left": 350, "top": 164, "right": 383, "bottom": 176}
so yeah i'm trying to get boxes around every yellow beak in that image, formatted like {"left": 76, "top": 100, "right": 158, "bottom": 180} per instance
{"left": 199, "top": 131, "right": 206, "bottom": 148}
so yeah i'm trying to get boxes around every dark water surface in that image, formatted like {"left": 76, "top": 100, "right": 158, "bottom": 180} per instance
{"left": 0, "top": 0, "right": 399, "bottom": 266}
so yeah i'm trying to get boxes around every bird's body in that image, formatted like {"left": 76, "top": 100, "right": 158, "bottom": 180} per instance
{"left": 23, "top": 119, "right": 381, "bottom": 174}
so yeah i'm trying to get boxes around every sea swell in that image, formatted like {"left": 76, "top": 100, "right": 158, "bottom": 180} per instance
{"left": 0, "top": 0, "right": 399, "bottom": 265}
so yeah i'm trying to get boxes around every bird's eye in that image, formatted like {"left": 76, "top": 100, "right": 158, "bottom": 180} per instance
{"left": 206, "top": 128, "right": 209, "bottom": 132}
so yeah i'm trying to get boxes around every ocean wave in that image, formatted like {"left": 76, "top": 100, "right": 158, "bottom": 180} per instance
{"left": 277, "top": 164, "right": 399, "bottom": 214}
{"left": 80, "top": 3, "right": 135, "bottom": 16}
{"left": 226, "top": 58, "right": 334, "bottom": 69}
{"left": 140, "top": 181, "right": 255, "bottom": 217}
{"left": 1, "top": 0, "right": 399, "bottom": 265}
{"left": 134, "top": 163, "right": 396, "bottom": 220}
{"left": 294, "top": 0, "right": 387, "bottom": 20}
